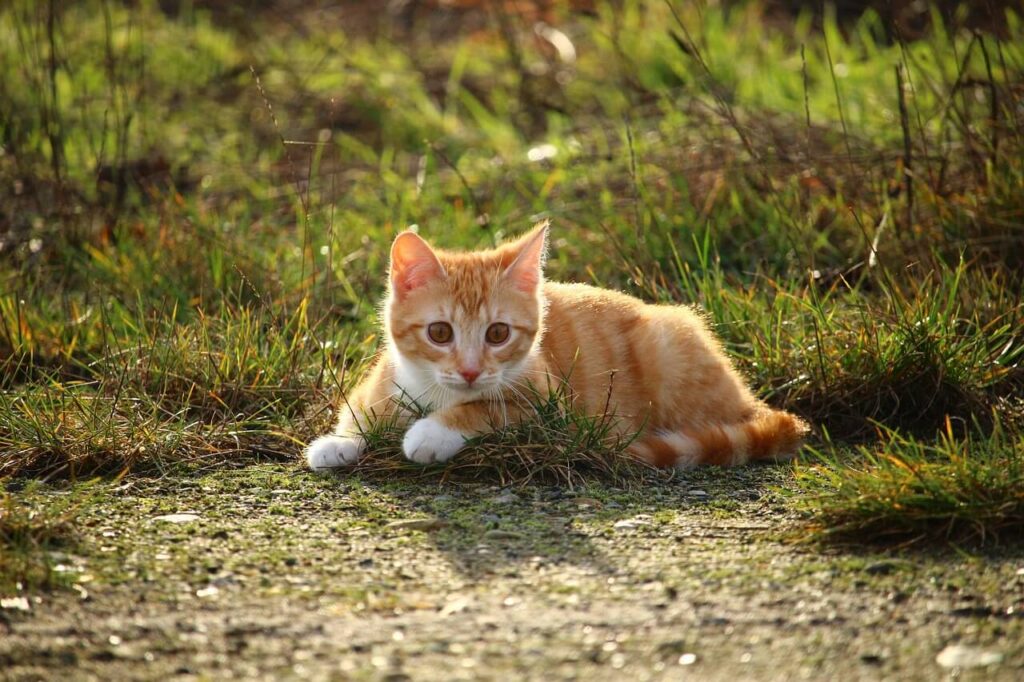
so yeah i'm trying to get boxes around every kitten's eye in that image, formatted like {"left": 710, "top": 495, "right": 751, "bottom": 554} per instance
{"left": 485, "top": 323, "right": 510, "bottom": 345}
{"left": 427, "top": 322, "right": 453, "bottom": 344}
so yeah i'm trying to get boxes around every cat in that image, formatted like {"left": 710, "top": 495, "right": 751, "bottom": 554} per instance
{"left": 305, "top": 221, "right": 809, "bottom": 470}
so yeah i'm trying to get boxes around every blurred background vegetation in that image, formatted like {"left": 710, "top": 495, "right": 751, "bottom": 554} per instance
{"left": 1, "top": 0, "right": 1022, "bottom": 544}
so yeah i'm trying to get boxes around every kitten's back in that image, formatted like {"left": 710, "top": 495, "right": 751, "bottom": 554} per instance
{"left": 540, "top": 281, "right": 757, "bottom": 429}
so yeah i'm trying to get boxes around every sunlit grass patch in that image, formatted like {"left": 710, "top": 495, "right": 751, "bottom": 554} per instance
{"left": 637, "top": 234, "right": 1024, "bottom": 441}
{"left": 0, "top": 374, "right": 305, "bottom": 480}
{"left": 0, "top": 295, "right": 365, "bottom": 478}
{"left": 774, "top": 267, "right": 1024, "bottom": 440}
{"left": 793, "top": 421, "right": 1024, "bottom": 546}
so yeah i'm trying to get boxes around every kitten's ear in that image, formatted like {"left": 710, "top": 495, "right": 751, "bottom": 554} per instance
{"left": 503, "top": 220, "right": 548, "bottom": 294}
{"left": 390, "top": 231, "right": 446, "bottom": 297}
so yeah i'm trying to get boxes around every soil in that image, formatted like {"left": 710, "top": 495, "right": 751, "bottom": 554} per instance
{"left": 2, "top": 463, "right": 1022, "bottom": 681}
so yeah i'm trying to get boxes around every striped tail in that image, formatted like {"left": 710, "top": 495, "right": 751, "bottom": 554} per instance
{"left": 631, "top": 410, "right": 810, "bottom": 468}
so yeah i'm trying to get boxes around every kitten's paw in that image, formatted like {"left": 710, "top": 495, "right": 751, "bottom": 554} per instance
{"left": 402, "top": 418, "right": 466, "bottom": 464}
{"left": 306, "top": 435, "right": 365, "bottom": 470}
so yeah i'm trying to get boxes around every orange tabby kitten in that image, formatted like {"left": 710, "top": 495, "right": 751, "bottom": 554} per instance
{"left": 306, "top": 222, "right": 808, "bottom": 470}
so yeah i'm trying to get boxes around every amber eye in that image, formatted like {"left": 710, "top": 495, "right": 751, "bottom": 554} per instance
{"left": 427, "top": 322, "right": 453, "bottom": 344}
{"left": 485, "top": 323, "right": 510, "bottom": 345}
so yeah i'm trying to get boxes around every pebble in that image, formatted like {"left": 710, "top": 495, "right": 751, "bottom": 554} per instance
{"left": 613, "top": 517, "right": 652, "bottom": 530}
{"left": 935, "top": 644, "right": 1003, "bottom": 669}
{"left": 440, "top": 596, "right": 473, "bottom": 617}
{"left": 1, "top": 596, "right": 30, "bottom": 611}
{"left": 153, "top": 513, "right": 200, "bottom": 524}
{"left": 491, "top": 493, "right": 518, "bottom": 505}
{"left": 687, "top": 490, "right": 708, "bottom": 497}
{"left": 385, "top": 518, "right": 448, "bottom": 532}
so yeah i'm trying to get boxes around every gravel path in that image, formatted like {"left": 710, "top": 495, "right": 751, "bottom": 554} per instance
{"left": 2, "top": 464, "right": 1021, "bottom": 681}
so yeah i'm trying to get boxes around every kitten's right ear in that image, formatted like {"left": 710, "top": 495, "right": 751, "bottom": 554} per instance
{"left": 503, "top": 220, "right": 548, "bottom": 294}
{"left": 390, "top": 231, "right": 446, "bottom": 298}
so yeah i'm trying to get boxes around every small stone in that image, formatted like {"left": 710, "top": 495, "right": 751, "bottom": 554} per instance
{"left": 614, "top": 516, "right": 652, "bottom": 530}
{"left": 935, "top": 645, "right": 1003, "bottom": 669}
{"left": 440, "top": 596, "right": 473, "bottom": 617}
{"left": 153, "top": 513, "right": 200, "bottom": 524}
{"left": 492, "top": 493, "right": 518, "bottom": 504}
{"left": 688, "top": 490, "right": 708, "bottom": 497}
{"left": 1, "top": 596, "right": 30, "bottom": 611}
{"left": 196, "top": 586, "right": 220, "bottom": 599}
{"left": 678, "top": 653, "right": 697, "bottom": 666}
{"left": 385, "top": 518, "right": 448, "bottom": 532}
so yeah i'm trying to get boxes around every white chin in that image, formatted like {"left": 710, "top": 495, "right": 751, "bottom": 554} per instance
{"left": 451, "top": 385, "right": 490, "bottom": 399}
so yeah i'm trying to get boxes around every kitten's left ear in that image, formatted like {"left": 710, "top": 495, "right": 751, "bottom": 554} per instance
{"left": 503, "top": 220, "right": 549, "bottom": 294}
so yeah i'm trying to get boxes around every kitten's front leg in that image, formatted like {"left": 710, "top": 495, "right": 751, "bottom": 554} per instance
{"left": 402, "top": 418, "right": 466, "bottom": 464}
{"left": 306, "top": 357, "right": 409, "bottom": 470}
{"left": 402, "top": 402, "right": 498, "bottom": 464}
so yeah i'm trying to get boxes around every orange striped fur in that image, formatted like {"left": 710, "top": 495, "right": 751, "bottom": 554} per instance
{"left": 306, "top": 222, "right": 809, "bottom": 469}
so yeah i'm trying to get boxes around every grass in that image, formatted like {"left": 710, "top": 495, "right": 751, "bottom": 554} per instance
{"left": 794, "top": 421, "right": 1024, "bottom": 545}
{"left": 0, "top": 0, "right": 1022, "bottom": 556}
{"left": 354, "top": 381, "right": 652, "bottom": 488}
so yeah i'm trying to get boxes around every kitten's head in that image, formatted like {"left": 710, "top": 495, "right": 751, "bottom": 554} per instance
{"left": 384, "top": 222, "right": 548, "bottom": 403}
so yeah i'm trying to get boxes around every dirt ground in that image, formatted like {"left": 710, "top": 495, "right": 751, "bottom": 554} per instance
{"left": 2, "top": 463, "right": 1022, "bottom": 681}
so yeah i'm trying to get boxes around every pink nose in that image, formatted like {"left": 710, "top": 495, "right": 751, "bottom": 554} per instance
{"left": 459, "top": 368, "right": 481, "bottom": 385}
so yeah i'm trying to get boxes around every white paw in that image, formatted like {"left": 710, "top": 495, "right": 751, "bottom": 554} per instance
{"left": 306, "top": 435, "right": 365, "bottom": 470}
{"left": 402, "top": 418, "right": 466, "bottom": 464}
